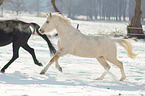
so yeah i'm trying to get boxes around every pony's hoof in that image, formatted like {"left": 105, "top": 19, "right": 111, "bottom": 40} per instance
{"left": 1, "top": 70, "right": 5, "bottom": 73}
{"left": 37, "top": 62, "right": 43, "bottom": 66}
{"left": 40, "top": 71, "right": 45, "bottom": 75}
{"left": 56, "top": 65, "right": 62, "bottom": 72}
{"left": 119, "top": 78, "right": 125, "bottom": 81}
{"left": 59, "top": 67, "right": 62, "bottom": 72}
{"left": 95, "top": 77, "right": 103, "bottom": 80}
{"left": 119, "top": 76, "right": 126, "bottom": 81}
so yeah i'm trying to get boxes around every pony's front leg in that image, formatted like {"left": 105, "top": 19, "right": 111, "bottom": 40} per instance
{"left": 55, "top": 61, "right": 62, "bottom": 72}
{"left": 40, "top": 54, "right": 60, "bottom": 74}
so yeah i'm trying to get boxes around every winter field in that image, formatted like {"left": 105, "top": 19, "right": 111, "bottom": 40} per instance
{"left": 0, "top": 15, "right": 145, "bottom": 96}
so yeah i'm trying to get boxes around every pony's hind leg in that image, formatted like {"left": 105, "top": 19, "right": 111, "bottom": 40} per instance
{"left": 107, "top": 58, "right": 126, "bottom": 81}
{"left": 22, "top": 43, "right": 43, "bottom": 66}
{"left": 96, "top": 56, "right": 111, "bottom": 80}
{"left": 1, "top": 43, "right": 20, "bottom": 73}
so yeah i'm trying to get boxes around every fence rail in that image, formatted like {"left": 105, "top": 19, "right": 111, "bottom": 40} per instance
{"left": 127, "top": 27, "right": 143, "bottom": 30}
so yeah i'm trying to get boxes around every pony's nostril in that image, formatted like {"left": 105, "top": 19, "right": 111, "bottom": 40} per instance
{"left": 39, "top": 29, "right": 44, "bottom": 33}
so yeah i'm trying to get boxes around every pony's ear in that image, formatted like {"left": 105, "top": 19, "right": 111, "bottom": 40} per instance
{"left": 46, "top": 13, "right": 48, "bottom": 17}
{"left": 50, "top": 13, "right": 52, "bottom": 18}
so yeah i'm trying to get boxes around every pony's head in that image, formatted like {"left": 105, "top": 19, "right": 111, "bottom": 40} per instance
{"left": 40, "top": 13, "right": 71, "bottom": 33}
{"left": 40, "top": 13, "right": 55, "bottom": 33}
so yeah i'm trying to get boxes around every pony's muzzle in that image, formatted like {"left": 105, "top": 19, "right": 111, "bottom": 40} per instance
{"left": 39, "top": 29, "right": 44, "bottom": 33}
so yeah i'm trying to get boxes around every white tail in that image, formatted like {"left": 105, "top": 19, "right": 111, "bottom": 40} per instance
{"left": 113, "top": 39, "right": 139, "bottom": 59}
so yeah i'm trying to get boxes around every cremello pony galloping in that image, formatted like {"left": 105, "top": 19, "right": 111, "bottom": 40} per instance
{"left": 40, "top": 13, "right": 139, "bottom": 81}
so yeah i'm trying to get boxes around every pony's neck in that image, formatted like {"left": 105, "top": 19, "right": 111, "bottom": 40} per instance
{"left": 55, "top": 21, "right": 75, "bottom": 38}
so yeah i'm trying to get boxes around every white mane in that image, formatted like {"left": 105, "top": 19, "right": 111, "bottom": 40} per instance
{"left": 51, "top": 13, "right": 71, "bottom": 24}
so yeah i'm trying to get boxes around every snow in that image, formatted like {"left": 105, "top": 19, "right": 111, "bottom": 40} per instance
{"left": 0, "top": 16, "right": 145, "bottom": 96}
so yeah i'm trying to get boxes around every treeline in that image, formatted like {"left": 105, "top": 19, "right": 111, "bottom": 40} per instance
{"left": 56, "top": 0, "right": 145, "bottom": 21}
{"left": 1, "top": 0, "right": 145, "bottom": 22}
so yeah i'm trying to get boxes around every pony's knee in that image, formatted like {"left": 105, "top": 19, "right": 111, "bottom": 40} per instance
{"left": 50, "top": 55, "right": 59, "bottom": 63}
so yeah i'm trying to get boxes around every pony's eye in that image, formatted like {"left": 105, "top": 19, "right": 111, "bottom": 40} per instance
{"left": 46, "top": 21, "right": 49, "bottom": 23}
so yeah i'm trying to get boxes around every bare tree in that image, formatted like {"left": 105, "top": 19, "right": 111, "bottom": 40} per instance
{"left": 4, "top": 0, "right": 25, "bottom": 16}
{"left": 127, "top": 0, "right": 144, "bottom": 38}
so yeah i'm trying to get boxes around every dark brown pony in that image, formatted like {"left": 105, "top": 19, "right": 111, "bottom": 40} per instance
{"left": 0, "top": 19, "right": 56, "bottom": 73}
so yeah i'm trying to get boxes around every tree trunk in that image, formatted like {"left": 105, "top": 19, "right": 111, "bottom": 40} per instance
{"left": 0, "top": 0, "right": 3, "bottom": 6}
{"left": 119, "top": 0, "right": 122, "bottom": 21}
{"left": 51, "top": 0, "right": 61, "bottom": 13}
{"left": 37, "top": 0, "right": 40, "bottom": 16}
{"left": 127, "top": 0, "right": 144, "bottom": 38}
{"left": 115, "top": 0, "right": 118, "bottom": 20}
{"left": 122, "top": 0, "right": 127, "bottom": 21}
{"left": 67, "top": 0, "right": 72, "bottom": 18}
{"left": 1, "top": 7, "right": 3, "bottom": 17}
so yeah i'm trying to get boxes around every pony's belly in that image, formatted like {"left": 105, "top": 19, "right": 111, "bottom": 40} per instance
{"left": 71, "top": 49, "right": 103, "bottom": 58}
{"left": 0, "top": 33, "right": 13, "bottom": 46}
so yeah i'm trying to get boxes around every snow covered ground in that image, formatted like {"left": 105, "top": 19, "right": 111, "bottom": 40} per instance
{"left": 0, "top": 16, "right": 145, "bottom": 96}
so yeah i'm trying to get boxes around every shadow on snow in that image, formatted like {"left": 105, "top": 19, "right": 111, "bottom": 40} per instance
{"left": 0, "top": 71, "right": 144, "bottom": 92}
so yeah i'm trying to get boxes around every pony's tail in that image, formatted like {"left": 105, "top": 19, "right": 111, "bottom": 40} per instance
{"left": 29, "top": 23, "right": 56, "bottom": 55}
{"left": 29, "top": 23, "right": 40, "bottom": 34}
{"left": 113, "top": 39, "right": 139, "bottom": 59}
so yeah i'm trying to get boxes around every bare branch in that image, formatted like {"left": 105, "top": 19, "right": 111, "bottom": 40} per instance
{"left": 51, "top": 0, "right": 61, "bottom": 13}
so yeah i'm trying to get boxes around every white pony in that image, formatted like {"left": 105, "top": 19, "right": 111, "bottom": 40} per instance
{"left": 40, "top": 13, "right": 139, "bottom": 81}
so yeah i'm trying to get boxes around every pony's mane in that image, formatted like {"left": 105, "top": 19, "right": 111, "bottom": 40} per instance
{"left": 52, "top": 13, "right": 71, "bottom": 24}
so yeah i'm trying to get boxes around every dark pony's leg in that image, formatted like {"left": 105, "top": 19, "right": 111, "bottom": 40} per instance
{"left": 1, "top": 43, "right": 20, "bottom": 73}
{"left": 21, "top": 43, "right": 43, "bottom": 66}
